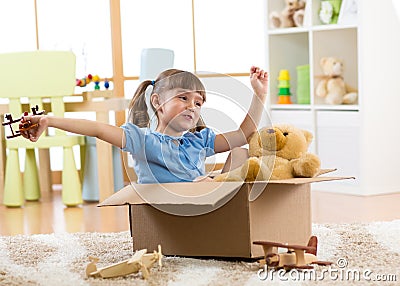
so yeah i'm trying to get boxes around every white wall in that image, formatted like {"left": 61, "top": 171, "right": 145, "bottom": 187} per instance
{"left": 360, "top": 0, "right": 400, "bottom": 195}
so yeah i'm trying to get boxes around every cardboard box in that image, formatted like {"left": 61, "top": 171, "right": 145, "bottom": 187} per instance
{"left": 99, "top": 171, "right": 352, "bottom": 258}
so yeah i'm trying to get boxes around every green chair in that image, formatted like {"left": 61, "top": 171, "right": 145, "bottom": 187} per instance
{"left": 0, "top": 51, "right": 85, "bottom": 207}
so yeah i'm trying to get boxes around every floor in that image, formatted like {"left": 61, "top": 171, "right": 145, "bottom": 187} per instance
{"left": 0, "top": 187, "right": 400, "bottom": 236}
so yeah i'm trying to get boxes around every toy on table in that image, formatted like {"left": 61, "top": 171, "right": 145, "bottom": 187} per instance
{"left": 76, "top": 74, "right": 91, "bottom": 87}
{"left": 76, "top": 74, "right": 112, "bottom": 100}
{"left": 86, "top": 245, "right": 163, "bottom": 279}
{"left": 76, "top": 74, "right": 110, "bottom": 90}
{"left": 2, "top": 105, "right": 45, "bottom": 139}
{"left": 277, "top": 70, "right": 292, "bottom": 104}
{"left": 253, "top": 236, "right": 332, "bottom": 270}
{"left": 104, "top": 78, "right": 110, "bottom": 89}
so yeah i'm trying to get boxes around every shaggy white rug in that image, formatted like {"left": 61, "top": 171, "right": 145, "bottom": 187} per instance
{"left": 0, "top": 221, "right": 399, "bottom": 285}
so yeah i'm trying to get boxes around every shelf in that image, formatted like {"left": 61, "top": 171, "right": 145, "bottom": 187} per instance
{"left": 314, "top": 104, "right": 359, "bottom": 111}
{"left": 268, "top": 24, "right": 357, "bottom": 35}
{"left": 266, "top": 0, "right": 361, "bottom": 194}
{"left": 270, "top": 104, "right": 311, "bottom": 110}
{"left": 270, "top": 104, "right": 359, "bottom": 111}
{"left": 311, "top": 23, "right": 358, "bottom": 31}
{"left": 268, "top": 27, "right": 308, "bottom": 35}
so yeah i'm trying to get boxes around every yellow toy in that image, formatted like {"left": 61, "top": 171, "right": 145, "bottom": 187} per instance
{"left": 214, "top": 124, "right": 321, "bottom": 182}
{"left": 86, "top": 245, "right": 162, "bottom": 280}
{"left": 315, "top": 57, "right": 358, "bottom": 105}
{"left": 269, "top": 0, "right": 306, "bottom": 29}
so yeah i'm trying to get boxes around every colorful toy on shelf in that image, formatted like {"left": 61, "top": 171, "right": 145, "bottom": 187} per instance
{"left": 277, "top": 69, "right": 292, "bottom": 104}
{"left": 92, "top": 74, "right": 100, "bottom": 90}
{"left": 104, "top": 78, "right": 110, "bottom": 89}
{"left": 86, "top": 245, "right": 163, "bottom": 279}
{"left": 319, "top": 0, "right": 342, "bottom": 24}
{"left": 2, "top": 105, "right": 45, "bottom": 139}
{"left": 76, "top": 74, "right": 110, "bottom": 90}
{"left": 254, "top": 236, "right": 332, "bottom": 270}
{"left": 296, "top": 64, "right": 311, "bottom": 104}
{"left": 76, "top": 74, "right": 92, "bottom": 87}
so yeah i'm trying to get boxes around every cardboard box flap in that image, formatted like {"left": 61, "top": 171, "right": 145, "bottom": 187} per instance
{"left": 250, "top": 169, "right": 352, "bottom": 185}
{"left": 317, "top": 168, "right": 337, "bottom": 175}
{"left": 248, "top": 169, "right": 354, "bottom": 201}
{"left": 268, "top": 175, "right": 355, "bottom": 185}
{"left": 99, "top": 181, "right": 243, "bottom": 207}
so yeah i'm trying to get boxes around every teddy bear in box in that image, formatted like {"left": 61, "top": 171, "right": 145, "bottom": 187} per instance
{"left": 270, "top": 0, "right": 306, "bottom": 29}
{"left": 214, "top": 124, "right": 321, "bottom": 182}
{"left": 315, "top": 57, "right": 358, "bottom": 105}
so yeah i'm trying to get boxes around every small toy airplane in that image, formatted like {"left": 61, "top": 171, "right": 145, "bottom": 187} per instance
{"left": 86, "top": 245, "right": 163, "bottom": 279}
{"left": 253, "top": 236, "right": 332, "bottom": 270}
{"left": 2, "top": 105, "right": 45, "bottom": 139}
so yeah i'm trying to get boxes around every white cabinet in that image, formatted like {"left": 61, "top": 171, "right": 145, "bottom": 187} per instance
{"left": 265, "top": 0, "right": 361, "bottom": 194}
{"left": 315, "top": 111, "right": 360, "bottom": 194}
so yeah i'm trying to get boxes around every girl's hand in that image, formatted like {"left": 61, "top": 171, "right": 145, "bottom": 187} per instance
{"left": 250, "top": 66, "right": 268, "bottom": 98}
{"left": 20, "top": 115, "right": 49, "bottom": 142}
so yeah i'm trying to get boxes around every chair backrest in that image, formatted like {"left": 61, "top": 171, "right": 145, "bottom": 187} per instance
{"left": 139, "top": 48, "right": 174, "bottom": 81}
{"left": 0, "top": 51, "right": 76, "bottom": 136}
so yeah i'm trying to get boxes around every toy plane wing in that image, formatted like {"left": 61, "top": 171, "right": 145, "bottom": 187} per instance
{"left": 253, "top": 236, "right": 331, "bottom": 269}
{"left": 127, "top": 249, "right": 147, "bottom": 264}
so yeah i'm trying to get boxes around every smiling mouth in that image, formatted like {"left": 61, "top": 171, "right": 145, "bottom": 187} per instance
{"left": 183, "top": 114, "right": 193, "bottom": 120}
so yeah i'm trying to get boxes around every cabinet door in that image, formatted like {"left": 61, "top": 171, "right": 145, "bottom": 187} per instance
{"left": 270, "top": 110, "right": 315, "bottom": 152}
{"left": 316, "top": 110, "right": 360, "bottom": 192}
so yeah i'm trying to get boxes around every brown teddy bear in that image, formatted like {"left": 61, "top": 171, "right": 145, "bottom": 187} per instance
{"left": 315, "top": 57, "right": 358, "bottom": 105}
{"left": 214, "top": 124, "right": 321, "bottom": 182}
{"left": 270, "top": 0, "right": 306, "bottom": 29}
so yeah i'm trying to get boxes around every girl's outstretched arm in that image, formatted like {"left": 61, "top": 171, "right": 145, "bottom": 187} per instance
{"left": 21, "top": 115, "right": 125, "bottom": 148}
{"left": 214, "top": 66, "right": 268, "bottom": 153}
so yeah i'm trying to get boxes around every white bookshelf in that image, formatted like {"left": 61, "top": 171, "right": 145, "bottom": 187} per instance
{"left": 265, "top": 0, "right": 361, "bottom": 194}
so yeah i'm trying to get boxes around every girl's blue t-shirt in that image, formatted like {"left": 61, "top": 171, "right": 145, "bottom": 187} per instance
{"left": 121, "top": 123, "right": 216, "bottom": 184}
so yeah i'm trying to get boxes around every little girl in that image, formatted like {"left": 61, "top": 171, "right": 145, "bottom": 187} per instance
{"left": 21, "top": 66, "right": 268, "bottom": 184}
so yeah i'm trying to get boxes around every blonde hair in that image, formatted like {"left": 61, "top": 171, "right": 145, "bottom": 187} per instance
{"left": 128, "top": 69, "right": 206, "bottom": 132}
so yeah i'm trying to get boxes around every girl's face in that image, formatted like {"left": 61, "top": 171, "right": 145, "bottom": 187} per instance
{"left": 153, "top": 88, "right": 204, "bottom": 136}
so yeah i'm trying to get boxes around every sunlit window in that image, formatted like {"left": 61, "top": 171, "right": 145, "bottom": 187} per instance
{"left": 36, "top": 0, "right": 113, "bottom": 81}
{"left": 193, "top": 0, "right": 266, "bottom": 74}
{"left": 0, "top": 1, "right": 37, "bottom": 53}
{"left": 120, "top": 0, "right": 194, "bottom": 76}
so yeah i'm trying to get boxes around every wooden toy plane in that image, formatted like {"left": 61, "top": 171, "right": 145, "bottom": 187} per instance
{"left": 253, "top": 236, "right": 332, "bottom": 270}
{"left": 2, "top": 105, "right": 45, "bottom": 139}
{"left": 86, "top": 245, "right": 163, "bottom": 279}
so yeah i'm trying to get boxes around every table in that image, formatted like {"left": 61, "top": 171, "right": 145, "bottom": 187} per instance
{"left": 0, "top": 98, "right": 130, "bottom": 204}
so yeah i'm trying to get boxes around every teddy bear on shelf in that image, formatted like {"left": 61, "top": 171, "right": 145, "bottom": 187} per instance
{"left": 270, "top": 0, "right": 306, "bottom": 29}
{"left": 315, "top": 57, "right": 358, "bottom": 105}
{"left": 214, "top": 124, "right": 321, "bottom": 182}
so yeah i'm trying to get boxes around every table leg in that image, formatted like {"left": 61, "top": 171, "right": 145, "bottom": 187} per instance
{"left": 38, "top": 149, "right": 52, "bottom": 197}
{"left": 0, "top": 116, "right": 5, "bottom": 203}
{"left": 96, "top": 111, "right": 115, "bottom": 202}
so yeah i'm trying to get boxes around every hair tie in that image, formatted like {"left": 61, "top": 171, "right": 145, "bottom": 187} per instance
{"left": 150, "top": 80, "right": 155, "bottom": 86}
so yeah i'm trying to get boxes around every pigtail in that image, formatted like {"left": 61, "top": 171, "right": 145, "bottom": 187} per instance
{"left": 128, "top": 80, "right": 152, "bottom": 127}
{"left": 189, "top": 116, "right": 206, "bottom": 133}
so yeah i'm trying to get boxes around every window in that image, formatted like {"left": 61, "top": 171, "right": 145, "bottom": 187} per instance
{"left": 36, "top": 0, "right": 113, "bottom": 80}
{"left": 193, "top": 0, "right": 265, "bottom": 73}
{"left": 0, "top": 1, "right": 36, "bottom": 53}
{"left": 121, "top": 0, "right": 194, "bottom": 76}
